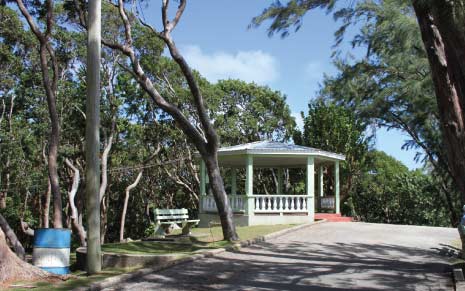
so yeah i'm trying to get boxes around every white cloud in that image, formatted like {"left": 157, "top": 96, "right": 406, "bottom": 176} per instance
{"left": 182, "top": 45, "right": 279, "bottom": 84}
{"left": 292, "top": 112, "right": 304, "bottom": 131}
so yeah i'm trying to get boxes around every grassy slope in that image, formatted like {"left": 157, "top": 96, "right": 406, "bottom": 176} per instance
{"left": 102, "top": 224, "right": 296, "bottom": 254}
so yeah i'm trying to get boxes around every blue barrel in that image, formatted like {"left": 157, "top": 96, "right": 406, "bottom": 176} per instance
{"left": 32, "top": 228, "right": 71, "bottom": 275}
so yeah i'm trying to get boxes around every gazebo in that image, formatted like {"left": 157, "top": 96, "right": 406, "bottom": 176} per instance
{"left": 197, "top": 141, "right": 345, "bottom": 226}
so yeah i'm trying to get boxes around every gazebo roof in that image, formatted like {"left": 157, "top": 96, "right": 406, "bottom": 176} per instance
{"left": 215, "top": 141, "right": 345, "bottom": 167}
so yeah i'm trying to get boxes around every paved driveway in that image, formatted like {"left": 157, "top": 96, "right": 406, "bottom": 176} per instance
{"left": 103, "top": 222, "right": 459, "bottom": 291}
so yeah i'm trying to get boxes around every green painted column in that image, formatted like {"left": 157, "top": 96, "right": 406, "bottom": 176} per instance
{"left": 245, "top": 155, "right": 254, "bottom": 216}
{"left": 277, "top": 168, "right": 283, "bottom": 194}
{"left": 335, "top": 161, "right": 340, "bottom": 214}
{"left": 200, "top": 160, "right": 206, "bottom": 196}
{"left": 306, "top": 156, "right": 315, "bottom": 221}
{"left": 231, "top": 168, "right": 237, "bottom": 195}
{"left": 318, "top": 165, "right": 324, "bottom": 213}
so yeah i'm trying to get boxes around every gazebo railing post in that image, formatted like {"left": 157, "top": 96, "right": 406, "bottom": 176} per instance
{"left": 306, "top": 156, "right": 315, "bottom": 222}
{"left": 245, "top": 155, "right": 254, "bottom": 217}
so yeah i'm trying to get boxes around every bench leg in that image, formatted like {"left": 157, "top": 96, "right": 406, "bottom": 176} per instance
{"left": 182, "top": 223, "right": 191, "bottom": 236}
{"left": 153, "top": 223, "right": 166, "bottom": 238}
{"left": 182, "top": 222, "right": 198, "bottom": 236}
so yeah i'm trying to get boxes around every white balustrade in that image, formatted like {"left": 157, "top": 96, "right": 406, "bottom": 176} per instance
{"left": 201, "top": 195, "right": 245, "bottom": 212}
{"left": 253, "top": 195, "right": 310, "bottom": 213}
{"left": 201, "top": 194, "right": 311, "bottom": 214}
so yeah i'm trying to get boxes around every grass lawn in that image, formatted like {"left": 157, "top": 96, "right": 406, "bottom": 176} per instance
{"left": 9, "top": 224, "right": 298, "bottom": 290}
{"left": 102, "top": 224, "right": 297, "bottom": 254}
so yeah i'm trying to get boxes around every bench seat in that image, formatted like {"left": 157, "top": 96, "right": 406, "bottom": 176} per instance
{"left": 152, "top": 208, "right": 199, "bottom": 238}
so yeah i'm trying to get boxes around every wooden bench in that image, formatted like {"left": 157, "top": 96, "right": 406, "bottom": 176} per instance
{"left": 153, "top": 208, "right": 199, "bottom": 238}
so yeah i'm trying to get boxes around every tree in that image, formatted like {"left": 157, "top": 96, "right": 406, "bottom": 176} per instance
{"left": 352, "top": 150, "right": 450, "bottom": 226}
{"left": 15, "top": 0, "right": 64, "bottom": 228}
{"left": 119, "top": 146, "right": 160, "bottom": 242}
{"left": 298, "top": 100, "right": 369, "bottom": 200}
{"left": 0, "top": 213, "right": 25, "bottom": 260}
{"left": 73, "top": 0, "right": 239, "bottom": 240}
{"left": 252, "top": 0, "right": 465, "bottom": 224}
{"left": 213, "top": 79, "right": 295, "bottom": 145}
{"left": 0, "top": 225, "right": 50, "bottom": 284}
{"left": 411, "top": 1, "right": 465, "bottom": 207}
{"left": 313, "top": 1, "right": 461, "bottom": 225}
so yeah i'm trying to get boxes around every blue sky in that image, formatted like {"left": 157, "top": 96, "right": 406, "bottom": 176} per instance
{"left": 144, "top": 0, "right": 421, "bottom": 169}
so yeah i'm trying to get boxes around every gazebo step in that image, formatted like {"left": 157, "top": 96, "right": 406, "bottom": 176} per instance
{"left": 315, "top": 213, "right": 352, "bottom": 222}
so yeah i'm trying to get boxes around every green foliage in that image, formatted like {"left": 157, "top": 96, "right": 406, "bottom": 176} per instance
{"left": 0, "top": 3, "right": 298, "bottom": 243}
{"left": 254, "top": 0, "right": 461, "bottom": 225}
{"left": 144, "top": 223, "right": 156, "bottom": 238}
{"left": 213, "top": 79, "right": 295, "bottom": 145}
{"left": 351, "top": 151, "right": 450, "bottom": 226}
{"left": 251, "top": 0, "right": 336, "bottom": 38}
{"left": 317, "top": 0, "right": 461, "bottom": 222}
{"left": 302, "top": 99, "right": 368, "bottom": 156}
{"left": 298, "top": 99, "right": 370, "bottom": 197}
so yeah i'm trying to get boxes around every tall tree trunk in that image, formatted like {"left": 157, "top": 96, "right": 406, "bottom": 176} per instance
{"left": 38, "top": 41, "right": 62, "bottom": 229}
{"left": 99, "top": 133, "right": 114, "bottom": 244}
{"left": 0, "top": 213, "right": 25, "bottom": 260}
{"left": 65, "top": 159, "right": 87, "bottom": 247}
{"left": 15, "top": 0, "right": 63, "bottom": 228}
{"left": 119, "top": 171, "right": 143, "bottom": 242}
{"left": 413, "top": 2, "right": 465, "bottom": 207}
{"left": 0, "top": 101, "right": 3, "bottom": 205}
{"left": 204, "top": 153, "right": 238, "bottom": 241}
{"left": 85, "top": 0, "right": 102, "bottom": 274}
{"left": 100, "top": 196, "right": 109, "bottom": 244}
{"left": 42, "top": 144, "right": 51, "bottom": 228}
{"left": 120, "top": 147, "right": 159, "bottom": 242}
{"left": 42, "top": 180, "right": 51, "bottom": 228}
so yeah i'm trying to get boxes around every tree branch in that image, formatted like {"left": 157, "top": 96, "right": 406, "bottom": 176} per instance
{"left": 105, "top": 0, "right": 208, "bottom": 154}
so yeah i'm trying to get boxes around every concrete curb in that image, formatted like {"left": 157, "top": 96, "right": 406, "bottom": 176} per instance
{"left": 76, "top": 220, "right": 327, "bottom": 290}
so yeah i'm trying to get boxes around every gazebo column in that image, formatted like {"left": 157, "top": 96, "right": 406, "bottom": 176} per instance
{"left": 318, "top": 165, "right": 324, "bottom": 213}
{"left": 245, "top": 155, "right": 254, "bottom": 216}
{"left": 277, "top": 168, "right": 283, "bottom": 194}
{"left": 335, "top": 161, "right": 340, "bottom": 214}
{"left": 306, "top": 156, "right": 315, "bottom": 221}
{"left": 231, "top": 168, "right": 237, "bottom": 195}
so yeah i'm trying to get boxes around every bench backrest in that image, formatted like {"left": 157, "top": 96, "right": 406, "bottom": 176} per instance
{"left": 154, "top": 208, "right": 189, "bottom": 221}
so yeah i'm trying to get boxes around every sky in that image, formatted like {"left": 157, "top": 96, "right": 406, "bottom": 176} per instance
{"left": 144, "top": 0, "right": 422, "bottom": 170}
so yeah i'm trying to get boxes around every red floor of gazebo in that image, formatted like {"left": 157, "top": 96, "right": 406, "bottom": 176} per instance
{"left": 315, "top": 213, "right": 353, "bottom": 222}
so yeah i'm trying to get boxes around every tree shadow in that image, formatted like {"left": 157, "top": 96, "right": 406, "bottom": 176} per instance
{"left": 108, "top": 239, "right": 454, "bottom": 291}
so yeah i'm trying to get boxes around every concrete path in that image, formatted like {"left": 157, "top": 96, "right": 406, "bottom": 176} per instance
{"left": 102, "top": 222, "right": 459, "bottom": 291}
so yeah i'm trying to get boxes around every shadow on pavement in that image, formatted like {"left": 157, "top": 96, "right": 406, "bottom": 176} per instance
{"left": 110, "top": 239, "right": 455, "bottom": 291}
